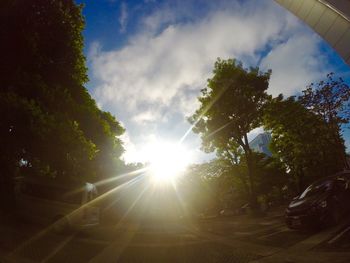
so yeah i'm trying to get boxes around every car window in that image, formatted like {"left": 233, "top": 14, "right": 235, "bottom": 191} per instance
{"left": 299, "top": 180, "right": 332, "bottom": 199}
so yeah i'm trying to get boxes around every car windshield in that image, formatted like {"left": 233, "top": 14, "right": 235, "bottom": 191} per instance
{"left": 2, "top": 0, "right": 350, "bottom": 262}
{"left": 299, "top": 180, "right": 333, "bottom": 199}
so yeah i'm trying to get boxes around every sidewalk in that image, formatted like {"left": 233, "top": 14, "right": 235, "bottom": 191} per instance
{"left": 250, "top": 220, "right": 350, "bottom": 263}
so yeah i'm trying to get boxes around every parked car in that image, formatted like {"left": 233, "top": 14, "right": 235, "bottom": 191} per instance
{"left": 285, "top": 171, "right": 350, "bottom": 230}
{"left": 14, "top": 176, "right": 100, "bottom": 232}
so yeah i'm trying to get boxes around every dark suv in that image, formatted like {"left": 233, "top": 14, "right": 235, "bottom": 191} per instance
{"left": 285, "top": 171, "right": 350, "bottom": 230}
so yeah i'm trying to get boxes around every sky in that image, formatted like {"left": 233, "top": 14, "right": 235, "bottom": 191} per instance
{"left": 77, "top": 0, "right": 350, "bottom": 164}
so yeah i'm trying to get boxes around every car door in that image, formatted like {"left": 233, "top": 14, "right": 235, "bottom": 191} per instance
{"left": 333, "top": 178, "right": 349, "bottom": 214}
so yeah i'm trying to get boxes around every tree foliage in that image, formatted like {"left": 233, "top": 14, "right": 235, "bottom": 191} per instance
{"left": 263, "top": 95, "right": 345, "bottom": 192}
{"left": 189, "top": 58, "right": 271, "bottom": 208}
{"left": 181, "top": 153, "right": 288, "bottom": 214}
{"left": 299, "top": 73, "right": 349, "bottom": 168}
{"left": 181, "top": 159, "right": 239, "bottom": 214}
{"left": 0, "top": 0, "right": 125, "bottom": 187}
{"left": 299, "top": 73, "right": 350, "bottom": 125}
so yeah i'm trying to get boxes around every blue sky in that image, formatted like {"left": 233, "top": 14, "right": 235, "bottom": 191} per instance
{"left": 77, "top": 0, "right": 350, "bottom": 163}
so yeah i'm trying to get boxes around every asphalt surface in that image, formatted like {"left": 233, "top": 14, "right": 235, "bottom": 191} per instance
{"left": 1, "top": 211, "right": 350, "bottom": 263}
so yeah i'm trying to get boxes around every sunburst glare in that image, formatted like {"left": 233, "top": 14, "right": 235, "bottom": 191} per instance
{"left": 145, "top": 142, "right": 192, "bottom": 185}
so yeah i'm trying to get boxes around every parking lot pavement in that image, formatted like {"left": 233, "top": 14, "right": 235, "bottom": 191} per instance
{"left": 197, "top": 214, "right": 312, "bottom": 248}
{"left": 251, "top": 221, "right": 350, "bottom": 263}
{"left": 1, "top": 212, "right": 350, "bottom": 263}
{"left": 314, "top": 224, "right": 350, "bottom": 252}
{"left": 0, "top": 213, "right": 42, "bottom": 254}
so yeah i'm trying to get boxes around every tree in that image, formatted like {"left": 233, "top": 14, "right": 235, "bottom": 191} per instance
{"left": 189, "top": 58, "right": 271, "bottom": 209}
{"left": 181, "top": 159, "right": 241, "bottom": 214}
{"left": 0, "top": 0, "right": 125, "bottom": 206}
{"left": 182, "top": 153, "right": 287, "bottom": 214}
{"left": 252, "top": 152, "right": 288, "bottom": 205}
{"left": 263, "top": 95, "right": 344, "bottom": 192}
{"left": 299, "top": 73, "right": 350, "bottom": 168}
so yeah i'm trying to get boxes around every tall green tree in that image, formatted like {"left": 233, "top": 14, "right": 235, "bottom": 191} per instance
{"left": 252, "top": 153, "right": 288, "bottom": 204}
{"left": 189, "top": 58, "right": 271, "bottom": 209}
{"left": 181, "top": 159, "right": 237, "bottom": 214}
{"left": 263, "top": 95, "right": 344, "bottom": 192}
{"left": 299, "top": 73, "right": 350, "bottom": 168}
{"left": 0, "top": 0, "right": 125, "bottom": 194}
{"left": 182, "top": 153, "right": 287, "bottom": 214}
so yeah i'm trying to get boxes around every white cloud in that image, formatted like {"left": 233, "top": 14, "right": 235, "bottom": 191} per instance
{"left": 91, "top": 2, "right": 285, "bottom": 113}
{"left": 141, "top": 7, "right": 176, "bottom": 33}
{"left": 120, "top": 132, "right": 159, "bottom": 163}
{"left": 119, "top": 2, "right": 128, "bottom": 33}
{"left": 132, "top": 110, "right": 162, "bottom": 124}
{"left": 120, "top": 131, "right": 139, "bottom": 163}
{"left": 119, "top": 131, "right": 159, "bottom": 164}
{"left": 89, "top": 0, "right": 334, "bottom": 163}
{"left": 260, "top": 33, "right": 327, "bottom": 97}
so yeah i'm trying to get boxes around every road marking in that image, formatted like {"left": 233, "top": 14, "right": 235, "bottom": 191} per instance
{"left": 41, "top": 234, "right": 76, "bottom": 263}
{"left": 258, "top": 228, "right": 289, "bottom": 239}
{"left": 328, "top": 226, "right": 350, "bottom": 244}
{"left": 88, "top": 223, "right": 140, "bottom": 263}
{"left": 182, "top": 224, "right": 281, "bottom": 257}
{"left": 129, "top": 240, "right": 205, "bottom": 247}
{"left": 243, "top": 224, "right": 286, "bottom": 236}
{"left": 8, "top": 228, "right": 53, "bottom": 257}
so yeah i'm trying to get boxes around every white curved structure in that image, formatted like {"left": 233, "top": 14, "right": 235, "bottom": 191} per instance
{"left": 275, "top": 0, "right": 350, "bottom": 66}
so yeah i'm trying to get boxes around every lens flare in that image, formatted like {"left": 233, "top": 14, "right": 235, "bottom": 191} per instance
{"left": 146, "top": 142, "right": 191, "bottom": 184}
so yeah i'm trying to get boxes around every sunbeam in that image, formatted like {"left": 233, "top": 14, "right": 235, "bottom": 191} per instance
{"left": 9, "top": 171, "right": 146, "bottom": 258}
{"left": 145, "top": 141, "right": 192, "bottom": 185}
{"left": 179, "top": 82, "right": 231, "bottom": 143}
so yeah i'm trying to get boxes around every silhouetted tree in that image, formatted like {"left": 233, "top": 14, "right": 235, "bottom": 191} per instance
{"left": 263, "top": 95, "right": 344, "bottom": 192}
{"left": 189, "top": 58, "right": 271, "bottom": 209}
{"left": 299, "top": 73, "right": 350, "bottom": 168}
{"left": 0, "top": 0, "right": 125, "bottom": 207}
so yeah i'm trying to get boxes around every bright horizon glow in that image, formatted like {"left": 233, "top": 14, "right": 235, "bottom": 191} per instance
{"left": 145, "top": 141, "right": 192, "bottom": 185}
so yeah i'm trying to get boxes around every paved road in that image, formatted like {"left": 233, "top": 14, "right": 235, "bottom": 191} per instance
{"left": 1, "top": 213, "right": 350, "bottom": 263}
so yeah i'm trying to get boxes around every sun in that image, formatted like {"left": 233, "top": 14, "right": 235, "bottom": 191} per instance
{"left": 145, "top": 142, "right": 191, "bottom": 184}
